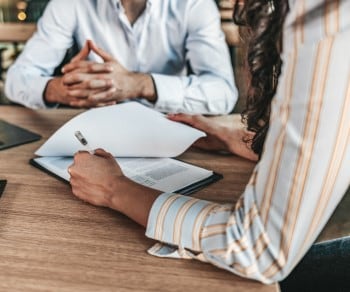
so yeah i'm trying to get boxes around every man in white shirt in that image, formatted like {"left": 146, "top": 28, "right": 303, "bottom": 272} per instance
{"left": 5, "top": 0, "right": 237, "bottom": 114}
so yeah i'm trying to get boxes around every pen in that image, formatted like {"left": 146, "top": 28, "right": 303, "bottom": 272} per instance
{"left": 74, "top": 130, "right": 94, "bottom": 154}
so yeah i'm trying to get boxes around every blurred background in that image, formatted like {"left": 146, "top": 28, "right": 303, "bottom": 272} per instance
{"left": 0, "top": 0, "right": 48, "bottom": 22}
{"left": 0, "top": 0, "right": 49, "bottom": 104}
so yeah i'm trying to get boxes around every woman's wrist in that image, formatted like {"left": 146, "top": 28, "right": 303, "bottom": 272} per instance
{"left": 108, "top": 176, "right": 161, "bottom": 227}
{"left": 108, "top": 176, "right": 134, "bottom": 211}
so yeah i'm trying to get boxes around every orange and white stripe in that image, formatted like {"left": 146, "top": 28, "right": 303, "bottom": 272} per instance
{"left": 146, "top": 0, "right": 350, "bottom": 284}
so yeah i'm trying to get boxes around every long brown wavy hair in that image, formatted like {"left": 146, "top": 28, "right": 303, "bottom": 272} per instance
{"left": 234, "top": 0, "right": 289, "bottom": 157}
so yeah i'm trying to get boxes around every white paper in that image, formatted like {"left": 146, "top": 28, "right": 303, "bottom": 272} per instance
{"left": 35, "top": 102, "right": 205, "bottom": 157}
{"left": 33, "top": 156, "right": 213, "bottom": 193}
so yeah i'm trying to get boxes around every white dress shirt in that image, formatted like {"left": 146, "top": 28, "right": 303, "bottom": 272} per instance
{"left": 146, "top": 0, "right": 350, "bottom": 284}
{"left": 5, "top": 0, "right": 237, "bottom": 114}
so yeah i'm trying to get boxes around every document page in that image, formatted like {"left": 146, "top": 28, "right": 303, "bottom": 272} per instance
{"left": 35, "top": 102, "right": 205, "bottom": 158}
{"left": 33, "top": 156, "right": 213, "bottom": 193}
{"left": 117, "top": 157, "right": 213, "bottom": 192}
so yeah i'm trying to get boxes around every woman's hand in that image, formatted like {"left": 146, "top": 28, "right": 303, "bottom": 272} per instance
{"left": 168, "top": 113, "right": 258, "bottom": 161}
{"left": 68, "top": 149, "right": 160, "bottom": 227}
{"left": 68, "top": 149, "right": 125, "bottom": 208}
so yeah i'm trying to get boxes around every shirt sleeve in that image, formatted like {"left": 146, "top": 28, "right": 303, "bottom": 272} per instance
{"left": 146, "top": 0, "right": 350, "bottom": 284}
{"left": 151, "top": 0, "right": 238, "bottom": 115}
{"left": 5, "top": 0, "right": 77, "bottom": 109}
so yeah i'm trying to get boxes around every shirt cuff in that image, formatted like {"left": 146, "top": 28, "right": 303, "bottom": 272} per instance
{"left": 147, "top": 242, "right": 209, "bottom": 263}
{"left": 151, "top": 74, "right": 184, "bottom": 113}
{"left": 146, "top": 192, "right": 220, "bottom": 252}
{"left": 27, "top": 76, "right": 55, "bottom": 109}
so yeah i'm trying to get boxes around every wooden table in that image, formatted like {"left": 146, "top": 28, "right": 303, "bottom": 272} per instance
{"left": 0, "top": 106, "right": 278, "bottom": 292}
{"left": 0, "top": 23, "right": 36, "bottom": 43}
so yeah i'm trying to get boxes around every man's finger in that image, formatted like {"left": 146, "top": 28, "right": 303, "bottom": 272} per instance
{"left": 89, "top": 87, "right": 117, "bottom": 101}
{"left": 69, "top": 41, "right": 91, "bottom": 65}
{"left": 63, "top": 72, "right": 105, "bottom": 86}
{"left": 88, "top": 40, "right": 114, "bottom": 62}
{"left": 63, "top": 61, "right": 113, "bottom": 74}
{"left": 67, "top": 88, "right": 93, "bottom": 99}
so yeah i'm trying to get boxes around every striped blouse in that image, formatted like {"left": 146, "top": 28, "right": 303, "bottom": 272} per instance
{"left": 146, "top": 0, "right": 350, "bottom": 284}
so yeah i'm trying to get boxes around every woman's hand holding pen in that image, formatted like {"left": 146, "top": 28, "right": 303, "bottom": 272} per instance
{"left": 58, "top": 40, "right": 157, "bottom": 108}
{"left": 69, "top": 149, "right": 122, "bottom": 207}
{"left": 68, "top": 149, "right": 160, "bottom": 227}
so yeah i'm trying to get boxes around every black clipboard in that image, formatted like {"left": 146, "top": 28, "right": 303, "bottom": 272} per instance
{"left": 0, "top": 119, "right": 41, "bottom": 151}
{"left": 29, "top": 158, "right": 223, "bottom": 196}
{"left": 174, "top": 172, "right": 223, "bottom": 195}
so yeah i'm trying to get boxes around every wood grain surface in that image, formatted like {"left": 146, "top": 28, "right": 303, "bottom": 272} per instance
{"left": 0, "top": 105, "right": 279, "bottom": 292}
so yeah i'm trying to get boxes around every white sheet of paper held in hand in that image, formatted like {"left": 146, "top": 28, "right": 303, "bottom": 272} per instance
{"left": 32, "top": 102, "right": 216, "bottom": 193}
{"left": 35, "top": 102, "right": 205, "bottom": 157}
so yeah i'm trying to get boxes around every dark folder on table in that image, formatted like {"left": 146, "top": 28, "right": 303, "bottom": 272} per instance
{"left": 0, "top": 119, "right": 41, "bottom": 151}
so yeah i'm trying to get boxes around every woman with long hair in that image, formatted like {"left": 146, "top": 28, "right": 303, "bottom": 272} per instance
{"left": 68, "top": 0, "right": 350, "bottom": 288}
